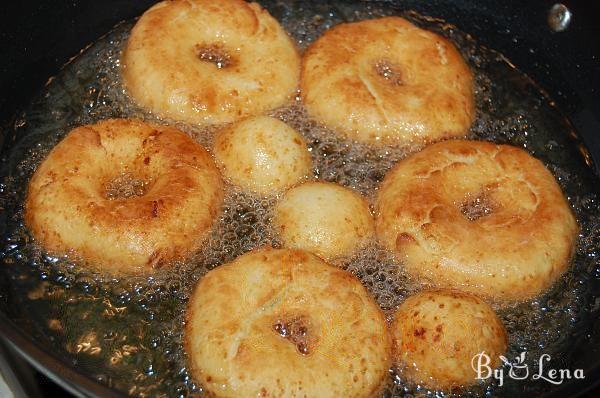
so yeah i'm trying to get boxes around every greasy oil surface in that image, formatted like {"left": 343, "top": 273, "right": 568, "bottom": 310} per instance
{"left": 0, "top": 1, "right": 599, "bottom": 397}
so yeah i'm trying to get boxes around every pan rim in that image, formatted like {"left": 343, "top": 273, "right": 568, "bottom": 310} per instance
{"left": 0, "top": 312, "right": 126, "bottom": 398}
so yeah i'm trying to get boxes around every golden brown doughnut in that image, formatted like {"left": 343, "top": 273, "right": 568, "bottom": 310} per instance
{"left": 123, "top": 0, "right": 300, "bottom": 126}
{"left": 25, "top": 119, "right": 224, "bottom": 274}
{"left": 185, "top": 247, "right": 391, "bottom": 397}
{"left": 376, "top": 139, "right": 578, "bottom": 301}
{"left": 301, "top": 17, "right": 474, "bottom": 145}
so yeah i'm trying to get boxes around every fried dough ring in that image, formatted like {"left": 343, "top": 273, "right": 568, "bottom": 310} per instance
{"left": 376, "top": 140, "right": 578, "bottom": 301}
{"left": 301, "top": 17, "right": 474, "bottom": 145}
{"left": 123, "top": 0, "right": 300, "bottom": 125}
{"left": 185, "top": 247, "right": 391, "bottom": 397}
{"left": 25, "top": 119, "right": 223, "bottom": 274}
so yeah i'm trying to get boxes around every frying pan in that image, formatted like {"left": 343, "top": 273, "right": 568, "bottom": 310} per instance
{"left": 1, "top": 0, "right": 599, "bottom": 397}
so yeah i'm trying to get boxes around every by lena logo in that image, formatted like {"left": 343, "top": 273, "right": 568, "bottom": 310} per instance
{"left": 471, "top": 351, "right": 585, "bottom": 386}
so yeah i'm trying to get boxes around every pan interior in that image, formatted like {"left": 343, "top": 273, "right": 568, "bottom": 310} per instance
{"left": 0, "top": 1, "right": 599, "bottom": 396}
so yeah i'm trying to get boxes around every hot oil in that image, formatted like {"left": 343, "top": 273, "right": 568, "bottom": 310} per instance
{"left": 0, "top": 1, "right": 599, "bottom": 397}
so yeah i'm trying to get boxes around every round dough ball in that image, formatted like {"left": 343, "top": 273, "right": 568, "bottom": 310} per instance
{"left": 376, "top": 139, "right": 578, "bottom": 301}
{"left": 213, "top": 116, "right": 312, "bottom": 195}
{"left": 185, "top": 247, "right": 391, "bottom": 397}
{"left": 392, "top": 289, "right": 507, "bottom": 390}
{"left": 273, "top": 182, "right": 374, "bottom": 259}
{"left": 122, "top": 0, "right": 300, "bottom": 126}
{"left": 25, "top": 119, "right": 223, "bottom": 274}
{"left": 301, "top": 17, "right": 474, "bottom": 145}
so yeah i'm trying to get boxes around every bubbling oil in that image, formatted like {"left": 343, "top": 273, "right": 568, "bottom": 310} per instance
{"left": 0, "top": 1, "right": 599, "bottom": 397}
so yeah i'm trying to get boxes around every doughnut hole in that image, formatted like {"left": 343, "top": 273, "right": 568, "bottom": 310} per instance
{"left": 273, "top": 182, "right": 374, "bottom": 260}
{"left": 103, "top": 173, "right": 149, "bottom": 200}
{"left": 213, "top": 116, "right": 312, "bottom": 195}
{"left": 373, "top": 59, "right": 403, "bottom": 86}
{"left": 272, "top": 314, "right": 316, "bottom": 355}
{"left": 194, "top": 42, "right": 236, "bottom": 69}
{"left": 392, "top": 289, "right": 507, "bottom": 390}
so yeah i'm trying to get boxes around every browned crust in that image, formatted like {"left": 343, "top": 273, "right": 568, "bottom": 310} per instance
{"left": 122, "top": 0, "right": 300, "bottom": 125}
{"left": 25, "top": 118, "right": 224, "bottom": 274}
{"left": 301, "top": 17, "right": 474, "bottom": 145}
{"left": 376, "top": 139, "right": 579, "bottom": 301}
{"left": 184, "top": 247, "right": 392, "bottom": 397}
{"left": 391, "top": 288, "right": 508, "bottom": 390}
